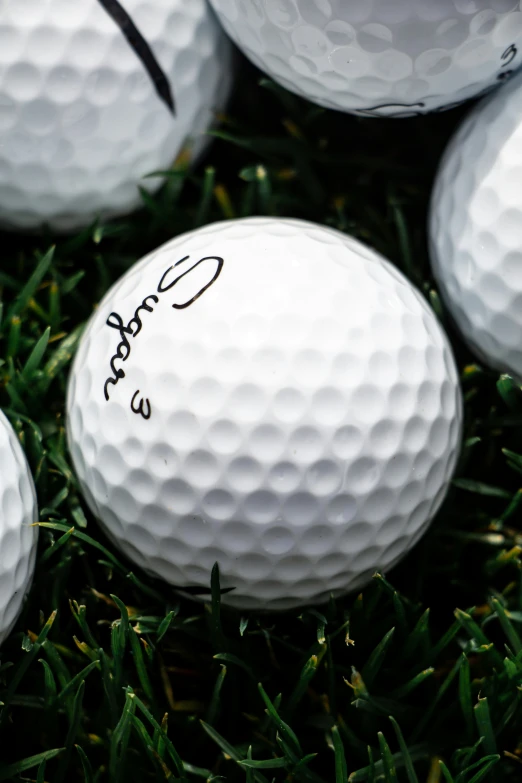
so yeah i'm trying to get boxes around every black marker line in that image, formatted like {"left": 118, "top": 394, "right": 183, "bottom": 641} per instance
{"left": 97, "top": 0, "right": 175, "bottom": 115}
{"left": 356, "top": 101, "right": 426, "bottom": 118}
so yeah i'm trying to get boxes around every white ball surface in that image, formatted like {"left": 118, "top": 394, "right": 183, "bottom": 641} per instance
{"left": 208, "top": 0, "right": 522, "bottom": 117}
{"left": 67, "top": 217, "right": 462, "bottom": 610}
{"left": 0, "top": 0, "right": 233, "bottom": 231}
{"left": 0, "top": 411, "right": 38, "bottom": 645}
{"left": 430, "top": 69, "right": 522, "bottom": 381}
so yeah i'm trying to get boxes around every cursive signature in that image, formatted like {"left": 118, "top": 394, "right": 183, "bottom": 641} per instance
{"left": 103, "top": 254, "right": 224, "bottom": 412}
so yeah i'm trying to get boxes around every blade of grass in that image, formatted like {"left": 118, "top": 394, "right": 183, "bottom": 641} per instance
{"left": 0, "top": 749, "right": 64, "bottom": 781}
{"left": 6, "top": 247, "right": 54, "bottom": 323}
{"left": 490, "top": 598, "right": 522, "bottom": 654}
{"left": 332, "top": 725, "right": 348, "bottom": 783}
{"left": 0, "top": 610, "right": 57, "bottom": 727}
{"left": 206, "top": 664, "right": 226, "bottom": 726}
{"left": 474, "top": 697, "right": 496, "bottom": 756}
{"left": 389, "top": 716, "right": 419, "bottom": 783}
{"left": 75, "top": 745, "right": 94, "bottom": 783}
{"left": 361, "top": 628, "right": 395, "bottom": 689}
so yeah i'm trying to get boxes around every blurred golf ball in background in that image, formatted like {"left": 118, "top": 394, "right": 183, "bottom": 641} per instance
{"left": 0, "top": 411, "right": 38, "bottom": 645}
{"left": 0, "top": 0, "right": 233, "bottom": 231}
{"left": 430, "top": 69, "right": 522, "bottom": 382}
{"left": 209, "top": 0, "right": 522, "bottom": 117}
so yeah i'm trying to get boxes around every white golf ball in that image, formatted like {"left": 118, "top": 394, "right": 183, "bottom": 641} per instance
{"left": 430, "top": 69, "right": 522, "bottom": 382}
{"left": 0, "top": 0, "right": 233, "bottom": 232}
{"left": 66, "top": 217, "right": 462, "bottom": 610}
{"left": 208, "top": 0, "right": 522, "bottom": 117}
{"left": 0, "top": 411, "right": 38, "bottom": 645}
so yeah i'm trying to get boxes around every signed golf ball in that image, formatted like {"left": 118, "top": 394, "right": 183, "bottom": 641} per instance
{"left": 0, "top": 411, "right": 38, "bottom": 644}
{"left": 430, "top": 69, "right": 522, "bottom": 382}
{"left": 67, "top": 217, "right": 462, "bottom": 610}
{"left": 0, "top": 0, "right": 233, "bottom": 231}
{"left": 208, "top": 0, "right": 522, "bottom": 117}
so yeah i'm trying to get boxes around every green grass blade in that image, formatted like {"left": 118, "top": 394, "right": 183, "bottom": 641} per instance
{"left": 0, "top": 749, "right": 64, "bottom": 781}
{"left": 6, "top": 247, "right": 54, "bottom": 323}
{"left": 36, "top": 758, "right": 47, "bottom": 783}
{"left": 258, "top": 683, "right": 302, "bottom": 758}
{"left": 491, "top": 597, "right": 522, "bottom": 653}
{"left": 213, "top": 652, "right": 256, "bottom": 681}
{"left": 130, "top": 690, "right": 185, "bottom": 778}
{"left": 200, "top": 721, "right": 269, "bottom": 783}
{"left": 388, "top": 716, "right": 419, "bottom": 783}
{"left": 402, "top": 610, "right": 430, "bottom": 659}
{"left": 452, "top": 479, "right": 511, "bottom": 498}
{"left": 206, "top": 664, "right": 226, "bottom": 726}
{"left": 454, "top": 609, "right": 503, "bottom": 667}
{"left": 474, "top": 697, "right": 496, "bottom": 755}
{"left": 467, "top": 756, "right": 500, "bottom": 783}
{"left": 286, "top": 655, "right": 320, "bottom": 712}
{"left": 240, "top": 757, "right": 288, "bottom": 769}
{"left": 361, "top": 628, "right": 395, "bottom": 689}
{"left": 57, "top": 660, "right": 99, "bottom": 705}
{"left": 0, "top": 610, "right": 57, "bottom": 726}
{"left": 411, "top": 656, "right": 463, "bottom": 742}
{"left": 377, "top": 732, "right": 396, "bottom": 783}
{"left": 156, "top": 608, "right": 178, "bottom": 642}
{"left": 332, "top": 725, "right": 348, "bottom": 783}
{"left": 40, "top": 658, "right": 57, "bottom": 708}
{"left": 458, "top": 654, "right": 474, "bottom": 740}
{"left": 110, "top": 691, "right": 137, "bottom": 782}
{"left": 392, "top": 668, "right": 434, "bottom": 699}
{"left": 128, "top": 626, "right": 154, "bottom": 703}
{"left": 210, "top": 562, "right": 226, "bottom": 651}
{"left": 439, "top": 760, "right": 455, "bottom": 783}
{"left": 21, "top": 326, "right": 51, "bottom": 380}
{"left": 75, "top": 745, "right": 95, "bottom": 783}
{"left": 55, "top": 680, "right": 85, "bottom": 783}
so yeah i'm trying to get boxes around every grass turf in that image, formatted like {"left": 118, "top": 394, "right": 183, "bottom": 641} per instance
{"left": 1, "top": 59, "right": 522, "bottom": 783}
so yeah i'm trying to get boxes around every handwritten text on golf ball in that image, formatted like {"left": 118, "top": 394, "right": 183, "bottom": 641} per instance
{"left": 103, "top": 255, "right": 224, "bottom": 418}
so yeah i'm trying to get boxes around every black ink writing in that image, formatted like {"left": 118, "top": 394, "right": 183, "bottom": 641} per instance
{"left": 104, "top": 296, "right": 159, "bottom": 401}
{"left": 497, "top": 43, "right": 518, "bottom": 82}
{"left": 501, "top": 44, "right": 517, "bottom": 68}
{"left": 131, "top": 390, "right": 151, "bottom": 420}
{"left": 97, "top": 0, "right": 175, "bottom": 115}
{"left": 355, "top": 101, "right": 426, "bottom": 118}
{"left": 355, "top": 42, "right": 520, "bottom": 117}
{"left": 103, "top": 254, "right": 224, "bottom": 401}
{"left": 158, "top": 255, "right": 224, "bottom": 308}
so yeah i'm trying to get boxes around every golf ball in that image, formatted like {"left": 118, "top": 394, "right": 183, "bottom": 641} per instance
{"left": 67, "top": 217, "right": 462, "bottom": 610}
{"left": 430, "top": 69, "right": 522, "bottom": 381}
{"left": 208, "top": 0, "right": 522, "bottom": 117}
{"left": 0, "top": 411, "right": 38, "bottom": 645}
{"left": 0, "top": 0, "right": 233, "bottom": 232}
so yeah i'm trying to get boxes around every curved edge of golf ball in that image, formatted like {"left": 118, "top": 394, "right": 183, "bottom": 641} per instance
{"left": 66, "top": 216, "right": 463, "bottom": 610}
{"left": 0, "top": 0, "right": 234, "bottom": 233}
{"left": 0, "top": 411, "right": 39, "bottom": 645}
{"left": 208, "top": 0, "right": 522, "bottom": 117}
{"left": 429, "top": 68, "right": 522, "bottom": 382}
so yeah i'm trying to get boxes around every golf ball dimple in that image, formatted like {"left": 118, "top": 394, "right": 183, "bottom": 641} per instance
{"left": 430, "top": 69, "right": 522, "bottom": 382}
{"left": 0, "top": 0, "right": 233, "bottom": 231}
{"left": 66, "top": 217, "right": 463, "bottom": 611}
{"left": 0, "top": 411, "right": 38, "bottom": 645}
{"left": 208, "top": 0, "right": 522, "bottom": 117}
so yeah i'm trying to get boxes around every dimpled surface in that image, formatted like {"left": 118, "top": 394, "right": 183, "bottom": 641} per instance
{"left": 67, "top": 217, "right": 462, "bottom": 610}
{"left": 430, "top": 70, "right": 522, "bottom": 381}
{"left": 0, "top": 411, "right": 38, "bottom": 644}
{"left": 0, "top": 0, "right": 232, "bottom": 231}
{"left": 209, "top": 0, "right": 522, "bottom": 117}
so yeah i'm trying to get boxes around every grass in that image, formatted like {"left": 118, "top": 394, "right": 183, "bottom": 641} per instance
{"left": 1, "top": 58, "right": 522, "bottom": 782}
